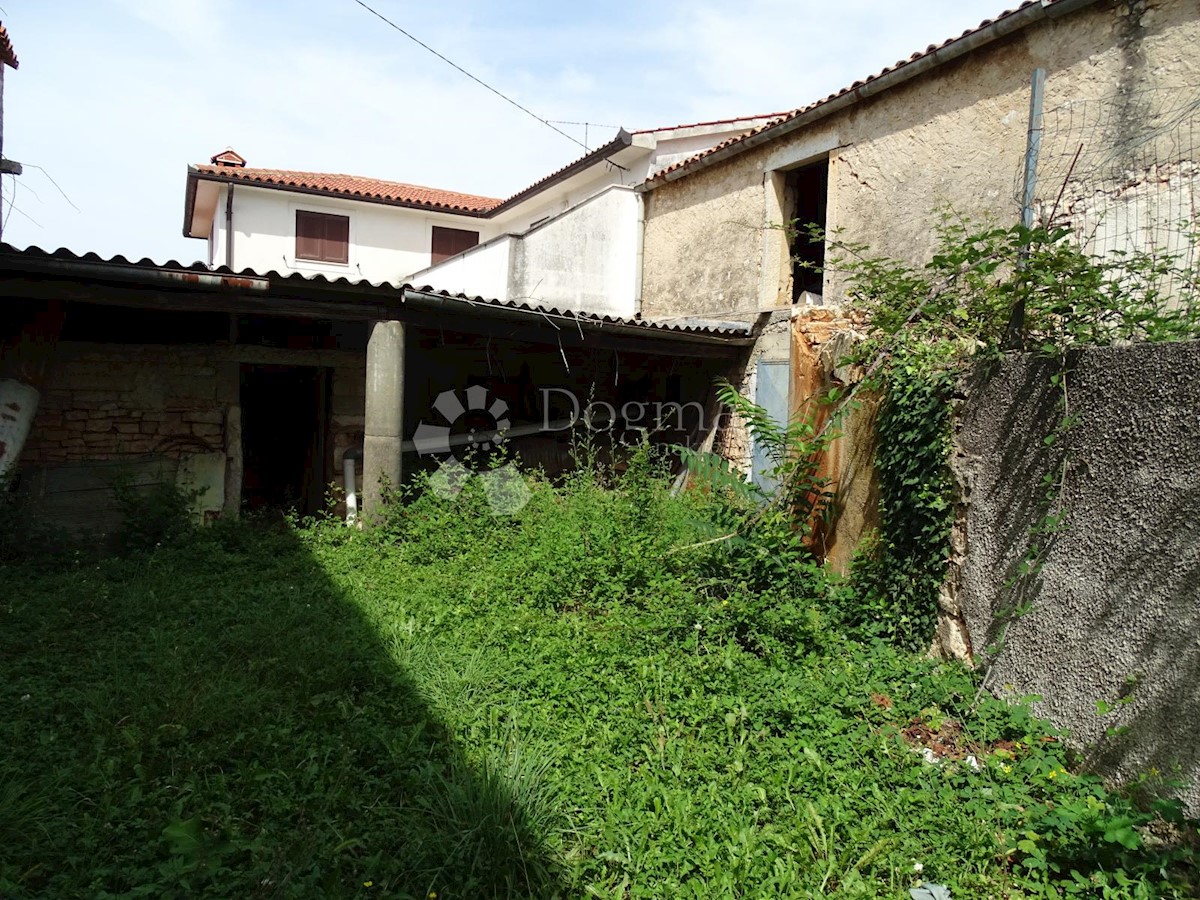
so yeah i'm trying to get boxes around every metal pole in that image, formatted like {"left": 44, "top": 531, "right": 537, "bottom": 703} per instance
{"left": 1004, "top": 67, "right": 1047, "bottom": 350}
{"left": 1021, "top": 67, "right": 1047, "bottom": 230}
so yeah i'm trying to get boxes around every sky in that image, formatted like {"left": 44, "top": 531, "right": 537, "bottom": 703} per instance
{"left": 3, "top": 0, "right": 1014, "bottom": 265}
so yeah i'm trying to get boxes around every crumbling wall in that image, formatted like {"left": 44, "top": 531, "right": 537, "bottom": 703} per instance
{"left": 710, "top": 307, "right": 879, "bottom": 570}
{"left": 954, "top": 340, "right": 1200, "bottom": 812}
{"left": 640, "top": 0, "right": 1200, "bottom": 319}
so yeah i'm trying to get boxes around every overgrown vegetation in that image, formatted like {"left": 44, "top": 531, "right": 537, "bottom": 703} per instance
{"left": 802, "top": 218, "right": 1200, "bottom": 657}
{"left": 2, "top": 452, "right": 1197, "bottom": 897}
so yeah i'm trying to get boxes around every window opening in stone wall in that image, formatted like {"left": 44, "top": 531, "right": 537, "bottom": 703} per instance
{"left": 786, "top": 160, "right": 829, "bottom": 301}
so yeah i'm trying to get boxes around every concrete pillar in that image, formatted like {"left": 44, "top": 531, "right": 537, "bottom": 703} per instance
{"left": 362, "top": 320, "right": 405, "bottom": 523}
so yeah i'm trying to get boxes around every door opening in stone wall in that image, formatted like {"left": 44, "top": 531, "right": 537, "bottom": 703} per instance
{"left": 239, "top": 364, "right": 330, "bottom": 516}
{"left": 786, "top": 160, "right": 829, "bottom": 301}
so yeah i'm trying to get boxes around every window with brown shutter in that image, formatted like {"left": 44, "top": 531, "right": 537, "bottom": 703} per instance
{"left": 430, "top": 226, "right": 480, "bottom": 265}
{"left": 295, "top": 210, "right": 350, "bottom": 264}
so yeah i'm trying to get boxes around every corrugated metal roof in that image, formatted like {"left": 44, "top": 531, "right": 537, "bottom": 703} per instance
{"left": 645, "top": 0, "right": 1093, "bottom": 185}
{"left": 0, "top": 244, "right": 752, "bottom": 341}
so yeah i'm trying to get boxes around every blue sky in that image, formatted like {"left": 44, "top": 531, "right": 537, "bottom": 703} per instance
{"left": 4, "top": 0, "right": 1013, "bottom": 264}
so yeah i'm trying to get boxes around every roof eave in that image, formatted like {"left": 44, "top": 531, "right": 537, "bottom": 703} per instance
{"left": 187, "top": 167, "right": 498, "bottom": 218}
{"left": 182, "top": 168, "right": 203, "bottom": 239}
{"left": 486, "top": 129, "right": 635, "bottom": 215}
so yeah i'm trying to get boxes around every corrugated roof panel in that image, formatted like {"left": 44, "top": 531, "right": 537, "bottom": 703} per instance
{"left": 0, "top": 244, "right": 752, "bottom": 339}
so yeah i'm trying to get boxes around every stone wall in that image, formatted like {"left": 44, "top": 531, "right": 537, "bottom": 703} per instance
{"left": 953, "top": 340, "right": 1200, "bottom": 812}
{"left": 23, "top": 344, "right": 233, "bottom": 466}
{"left": 640, "top": 0, "right": 1200, "bottom": 319}
{"left": 17, "top": 341, "right": 366, "bottom": 531}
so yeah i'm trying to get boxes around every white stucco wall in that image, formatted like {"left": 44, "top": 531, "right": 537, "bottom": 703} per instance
{"left": 210, "top": 184, "right": 497, "bottom": 283}
{"left": 514, "top": 187, "right": 640, "bottom": 316}
{"left": 415, "top": 186, "right": 641, "bottom": 317}
{"left": 410, "top": 234, "right": 514, "bottom": 299}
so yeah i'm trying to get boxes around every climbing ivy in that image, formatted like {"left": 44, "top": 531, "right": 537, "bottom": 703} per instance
{"left": 835, "top": 362, "right": 955, "bottom": 651}
{"left": 825, "top": 215, "right": 1200, "bottom": 651}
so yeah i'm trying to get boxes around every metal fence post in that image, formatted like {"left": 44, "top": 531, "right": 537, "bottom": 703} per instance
{"left": 1004, "top": 67, "right": 1047, "bottom": 350}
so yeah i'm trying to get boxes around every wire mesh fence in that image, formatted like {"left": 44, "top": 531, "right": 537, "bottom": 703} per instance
{"left": 1017, "top": 88, "right": 1200, "bottom": 309}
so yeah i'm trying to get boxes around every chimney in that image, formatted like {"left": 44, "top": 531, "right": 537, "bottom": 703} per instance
{"left": 210, "top": 148, "right": 246, "bottom": 168}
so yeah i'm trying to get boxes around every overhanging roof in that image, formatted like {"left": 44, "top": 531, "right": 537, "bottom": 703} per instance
{"left": 0, "top": 22, "right": 17, "bottom": 70}
{"left": 0, "top": 244, "right": 753, "bottom": 356}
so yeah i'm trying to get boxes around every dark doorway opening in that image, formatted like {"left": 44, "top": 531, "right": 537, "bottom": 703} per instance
{"left": 240, "top": 365, "right": 330, "bottom": 516}
{"left": 786, "top": 160, "right": 829, "bottom": 301}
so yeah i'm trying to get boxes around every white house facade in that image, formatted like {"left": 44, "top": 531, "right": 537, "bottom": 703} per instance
{"left": 182, "top": 115, "right": 782, "bottom": 318}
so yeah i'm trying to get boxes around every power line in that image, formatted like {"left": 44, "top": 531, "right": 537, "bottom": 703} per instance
{"left": 22, "top": 163, "right": 80, "bottom": 212}
{"left": 546, "top": 120, "right": 620, "bottom": 128}
{"left": 350, "top": 0, "right": 592, "bottom": 154}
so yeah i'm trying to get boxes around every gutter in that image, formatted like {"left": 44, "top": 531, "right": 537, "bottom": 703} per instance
{"left": 633, "top": 191, "right": 645, "bottom": 315}
{"left": 645, "top": 0, "right": 1101, "bottom": 187}
{"left": 397, "top": 286, "right": 754, "bottom": 348}
{"left": 0, "top": 251, "right": 269, "bottom": 292}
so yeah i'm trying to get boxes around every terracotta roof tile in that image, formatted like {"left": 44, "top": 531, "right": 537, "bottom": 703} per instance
{"left": 191, "top": 164, "right": 503, "bottom": 214}
{"left": 0, "top": 22, "right": 18, "bottom": 69}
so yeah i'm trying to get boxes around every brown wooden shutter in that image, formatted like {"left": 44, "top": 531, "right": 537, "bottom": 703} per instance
{"left": 296, "top": 211, "right": 349, "bottom": 263}
{"left": 296, "top": 211, "right": 322, "bottom": 261}
{"left": 323, "top": 214, "right": 349, "bottom": 263}
{"left": 431, "top": 226, "right": 480, "bottom": 265}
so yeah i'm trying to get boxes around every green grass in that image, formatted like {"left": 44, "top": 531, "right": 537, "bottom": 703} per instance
{"left": 0, "top": 466, "right": 1196, "bottom": 898}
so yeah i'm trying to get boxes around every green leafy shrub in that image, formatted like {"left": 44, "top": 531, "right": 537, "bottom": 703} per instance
{"left": 111, "top": 476, "right": 203, "bottom": 555}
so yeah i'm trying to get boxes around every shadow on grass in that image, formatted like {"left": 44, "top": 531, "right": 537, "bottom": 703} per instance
{"left": 0, "top": 523, "right": 564, "bottom": 898}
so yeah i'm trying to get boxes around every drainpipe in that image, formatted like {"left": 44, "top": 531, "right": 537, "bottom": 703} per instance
{"left": 633, "top": 191, "right": 645, "bottom": 316}
{"left": 342, "top": 445, "right": 363, "bottom": 525}
{"left": 224, "top": 184, "right": 235, "bottom": 270}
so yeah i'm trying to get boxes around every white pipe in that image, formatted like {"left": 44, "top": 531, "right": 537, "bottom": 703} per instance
{"left": 0, "top": 379, "right": 40, "bottom": 480}
{"left": 343, "top": 456, "right": 358, "bottom": 525}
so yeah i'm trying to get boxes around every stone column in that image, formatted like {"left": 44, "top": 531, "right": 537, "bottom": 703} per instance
{"left": 362, "top": 320, "right": 405, "bottom": 523}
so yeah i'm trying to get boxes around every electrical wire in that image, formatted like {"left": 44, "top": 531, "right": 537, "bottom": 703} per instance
{"left": 350, "top": 0, "right": 592, "bottom": 154}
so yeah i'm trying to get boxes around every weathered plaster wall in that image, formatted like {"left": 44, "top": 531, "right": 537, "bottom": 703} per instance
{"left": 640, "top": 0, "right": 1200, "bottom": 319}
{"left": 954, "top": 340, "right": 1200, "bottom": 811}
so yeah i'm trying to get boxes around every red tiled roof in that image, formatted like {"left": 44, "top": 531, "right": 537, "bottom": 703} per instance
{"left": 646, "top": 0, "right": 1090, "bottom": 185}
{"left": 0, "top": 23, "right": 18, "bottom": 70}
{"left": 190, "top": 164, "right": 503, "bottom": 214}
